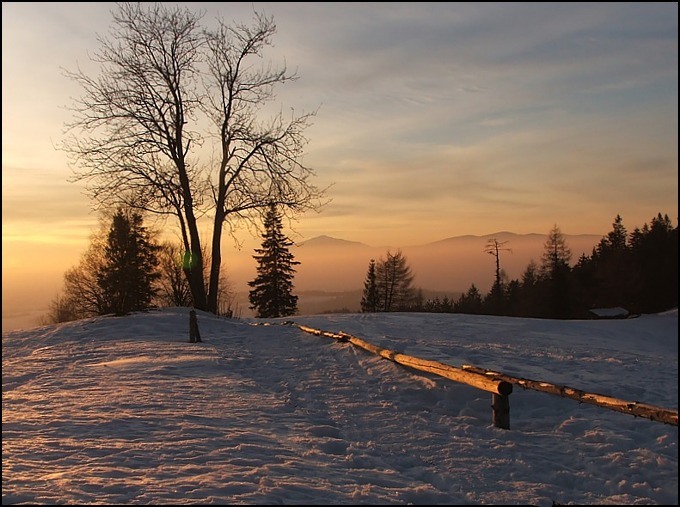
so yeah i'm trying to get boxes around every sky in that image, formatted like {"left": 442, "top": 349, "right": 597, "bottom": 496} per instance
{"left": 2, "top": 2, "right": 678, "bottom": 328}
{"left": 2, "top": 307, "right": 678, "bottom": 505}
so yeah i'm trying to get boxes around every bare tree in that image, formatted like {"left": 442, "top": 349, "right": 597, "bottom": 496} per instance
{"left": 375, "top": 250, "right": 415, "bottom": 312}
{"left": 200, "top": 244, "right": 236, "bottom": 317}
{"left": 62, "top": 233, "right": 109, "bottom": 318}
{"left": 43, "top": 226, "right": 108, "bottom": 324}
{"left": 156, "top": 241, "right": 236, "bottom": 315}
{"left": 41, "top": 294, "right": 81, "bottom": 325}
{"left": 156, "top": 242, "right": 194, "bottom": 308}
{"left": 60, "top": 3, "right": 324, "bottom": 314}
{"left": 484, "top": 238, "right": 511, "bottom": 292}
{"left": 484, "top": 238, "right": 511, "bottom": 313}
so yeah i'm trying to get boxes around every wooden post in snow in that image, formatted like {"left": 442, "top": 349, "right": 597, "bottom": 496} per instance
{"left": 189, "top": 309, "right": 202, "bottom": 343}
{"left": 492, "top": 393, "right": 510, "bottom": 429}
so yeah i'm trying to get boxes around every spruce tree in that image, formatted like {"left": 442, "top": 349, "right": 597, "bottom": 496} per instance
{"left": 248, "top": 203, "right": 300, "bottom": 318}
{"left": 454, "top": 284, "right": 483, "bottom": 314}
{"left": 360, "top": 259, "right": 379, "bottom": 312}
{"left": 589, "top": 214, "right": 633, "bottom": 309}
{"left": 97, "top": 208, "right": 160, "bottom": 316}
{"left": 629, "top": 213, "right": 678, "bottom": 313}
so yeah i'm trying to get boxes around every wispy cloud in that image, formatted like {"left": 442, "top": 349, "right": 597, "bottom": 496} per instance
{"left": 3, "top": 1, "right": 677, "bottom": 246}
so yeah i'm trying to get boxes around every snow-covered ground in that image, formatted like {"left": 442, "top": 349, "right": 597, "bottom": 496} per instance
{"left": 2, "top": 308, "right": 677, "bottom": 505}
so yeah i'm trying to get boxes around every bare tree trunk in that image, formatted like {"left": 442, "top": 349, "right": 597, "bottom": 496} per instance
{"left": 207, "top": 208, "right": 225, "bottom": 314}
{"left": 184, "top": 217, "right": 207, "bottom": 311}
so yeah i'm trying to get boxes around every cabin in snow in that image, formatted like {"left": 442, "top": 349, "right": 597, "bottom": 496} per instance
{"left": 589, "top": 307, "right": 630, "bottom": 319}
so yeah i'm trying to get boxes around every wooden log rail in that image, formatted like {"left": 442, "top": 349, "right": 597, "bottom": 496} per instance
{"left": 292, "top": 323, "right": 678, "bottom": 428}
{"left": 296, "top": 324, "right": 512, "bottom": 428}
{"left": 461, "top": 364, "right": 678, "bottom": 426}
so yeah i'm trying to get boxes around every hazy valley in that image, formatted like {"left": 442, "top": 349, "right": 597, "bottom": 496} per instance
{"left": 228, "top": 231, "right": 603, "bottom": 317}
{"left": 2, "top": 230, "right": 605, "bottom": 329}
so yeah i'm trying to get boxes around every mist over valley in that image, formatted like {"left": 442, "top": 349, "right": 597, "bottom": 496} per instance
{"left": 228, "top": 231, "right": 602, "bottom": 317}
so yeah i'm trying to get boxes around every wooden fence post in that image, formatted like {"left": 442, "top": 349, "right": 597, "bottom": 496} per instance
{"left": 189, "top": 309, "right": 202, "bottom": 343}
{"left": 492, "top": 393, "right": 510, "bottom": 429}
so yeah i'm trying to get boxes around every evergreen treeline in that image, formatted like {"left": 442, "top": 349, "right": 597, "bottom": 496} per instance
{"left": 45, "top": 208, "right": 238, "bottom": 324}
{"left": 361, "top": 213, "right": 678, "bottom": 319}
{"left": 47, "top": 202, "right": 301, "bottom": 325}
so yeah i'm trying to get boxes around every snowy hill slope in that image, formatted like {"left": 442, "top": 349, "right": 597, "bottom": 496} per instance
{"left": 2, "top": 308, "right": 677, "bottom": 505}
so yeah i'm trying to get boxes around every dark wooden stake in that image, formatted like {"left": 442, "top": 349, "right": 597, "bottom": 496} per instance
{"left": 492, "top": 393, "right": 510, "bottom": 429}
{"left": 189, "top": 310, "right": 202, "bottom": 343}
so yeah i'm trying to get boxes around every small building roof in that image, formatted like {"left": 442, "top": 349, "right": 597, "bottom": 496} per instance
{"left": 589, "top": 307, "right": 629, "bottom": 318}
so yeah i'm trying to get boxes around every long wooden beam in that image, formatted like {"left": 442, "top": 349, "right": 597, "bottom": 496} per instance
{"left": 461, "top": 364, "right": 678, "bottom": 426}
{"left": 293, "top": 322, "right": 677, "bottom": 427}
{"left": 296, "top": 325, "right": 512, "bottom": 396}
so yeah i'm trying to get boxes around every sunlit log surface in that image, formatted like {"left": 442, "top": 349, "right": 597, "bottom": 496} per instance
{"left": 461, "top": 364, "right": 678, "bottom": 426}
{"left": 296, "top": 325, "right": 512, "bottom": 396}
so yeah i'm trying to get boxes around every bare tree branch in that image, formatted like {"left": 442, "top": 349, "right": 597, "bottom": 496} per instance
{"left": 60, "top": 4, "right": 325, "bottom": 313}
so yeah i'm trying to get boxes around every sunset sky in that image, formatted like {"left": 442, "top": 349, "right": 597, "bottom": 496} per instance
{"left": 2, "top": 2, "right": 678, "bottom": 329}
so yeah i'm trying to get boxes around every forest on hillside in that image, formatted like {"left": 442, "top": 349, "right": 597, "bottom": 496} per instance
{"left": 360, "top": 213, "right": 678, "bottom": 319}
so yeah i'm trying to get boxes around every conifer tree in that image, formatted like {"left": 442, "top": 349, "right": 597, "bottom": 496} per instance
{"left": 629, "top": 213, "right": 678, "bottom": 313}
{"left": 540, "top": 224, "right": 572, "bottom": 278}
{"left": 360, "top": 259, "right": 379, "bottom": 312}
{"left": 248, "top": 203, "right": 300, "bottom": 318}
{"left": 97, "top": 208, "right": 161, "bottom": 316}
{"left": 589, "top": 214, "right": 633, "bottom": 309}
{"left": 540, "top": 224, "right": 573, "bottom": 318}
{"left": 454, "top": 284, "right": 483, "bottom": 314}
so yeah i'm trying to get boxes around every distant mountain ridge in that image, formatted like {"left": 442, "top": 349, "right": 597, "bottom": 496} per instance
{"left": 289, "top": 231, "right": 603, "bottom": 294}
{"left": 297, "top": 235, "right": 370, "bottom": 248}
{"left": 297, "top": 231, "right": 602, "bottom": 250}
{"left": 426, "top": 231, "right": 545, "bottom": 246}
